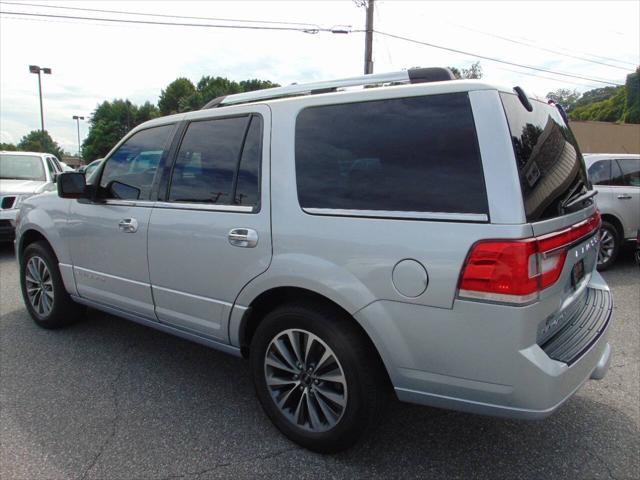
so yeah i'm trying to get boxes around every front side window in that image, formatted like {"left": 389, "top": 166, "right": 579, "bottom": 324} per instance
{"left": 100, "top": 124, "right": 174, "bottom": 200}
{"left": 0, "top": 154, "right": 45, "bottom": 181}
{"left": 295, "top": 93, "right": 487, "bottom": 215}
{"left": 169, "top": 115, "right": 262, "bottom": 207}
{"left": 45, "top": 158, "right": 57, "bottom": 178}
{"left": 617, "top": 158, "right": 640, "bottom": 187}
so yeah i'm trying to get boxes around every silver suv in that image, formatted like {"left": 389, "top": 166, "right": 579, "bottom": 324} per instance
{"left": 584, "top": 153, "right": 640, "bottom": 270}
{"left": 15, "top": 69, "right": 613, "bottom": 452}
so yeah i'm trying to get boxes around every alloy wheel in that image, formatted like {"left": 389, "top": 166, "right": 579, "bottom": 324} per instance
{"left": 24, "top": 256, "right": 54, "bottom": 317}
{"left": 264, "top": 328, "right": 347, "bottom": 432}
{"left": 597, "top": 229, "right": 615, "bottom": 266}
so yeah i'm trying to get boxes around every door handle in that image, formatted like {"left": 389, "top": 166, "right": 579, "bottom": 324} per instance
{"left": 118, "top": 218, "right": 138, "bottom": 233}
{"left": 617, "top": 194, "right": 632, "bottom": 200}
{"left": 228, "top": 228, "right": 258, "bottom": 248}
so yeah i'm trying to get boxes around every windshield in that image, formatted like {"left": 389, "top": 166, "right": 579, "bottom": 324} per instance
{"left": 500, "top": 92, "right": 591, "bottom": 222}
{"left": 0, "top": 154, "right": 46, "bottom": 181}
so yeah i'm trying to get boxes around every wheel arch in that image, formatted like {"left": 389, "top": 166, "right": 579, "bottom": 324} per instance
{"left": 235, "top": 286, "right": 392, "bottom": 387}
{"left": 600, "top": 213, "right": 624, "bottom": 239}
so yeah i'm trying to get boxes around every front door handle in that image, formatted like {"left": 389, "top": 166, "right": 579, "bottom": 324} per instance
{"left": 118, "top": 218, "right": 138, "bottom": 233}
{"left": 228, "top": 228, "right": 258, "bottom": 248}
{"left": 617, "top": 194, "right": 632, "bottom": 200}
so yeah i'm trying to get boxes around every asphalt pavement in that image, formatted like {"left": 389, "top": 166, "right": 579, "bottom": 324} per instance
{"left": 1, "top": 243, "right": 638, "bottom": 479}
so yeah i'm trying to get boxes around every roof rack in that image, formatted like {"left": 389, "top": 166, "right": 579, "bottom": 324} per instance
{"left": 201, "top": 67, "right": 455, "bottom": 109}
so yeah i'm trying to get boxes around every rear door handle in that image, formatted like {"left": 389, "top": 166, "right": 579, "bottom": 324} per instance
{"left": 617, "top": 194, "right": 632, "bottom": 200}
{"left": 228, "top": 228, "right": 258, "bottom": 248}
{"left": 118, "top": 218, "right": 138, "bottom": 233}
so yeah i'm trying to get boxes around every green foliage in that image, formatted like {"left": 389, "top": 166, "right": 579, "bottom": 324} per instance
{"left": 448, "top": 62, "right": 483, "bottom": 79}
{"left": 17, "top": 130, "right": 66, "bottom": 159}
{"left": 0, "top": 142, "right": 17, "bottom": 151}
{"left": 82, "top": 99, "right": 160, "bottom": 161}
{"left": 546, "top": 88, "right": 581, "bottom": 110}
{"left": 158, "top": 78, "right": 197, "bottom": 116}
{"left": 623, "top": 68, "right": 639, "bottom": 123}
{"left": 570, "top": 87, "right": 626, "bottom": 122}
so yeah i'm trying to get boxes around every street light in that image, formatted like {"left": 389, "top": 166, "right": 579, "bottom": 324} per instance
{"left": 72, "top": 115, "right": 85, "bottom": 160}
{"left": 28, "top": 65, "right": 52, "bottom": 134}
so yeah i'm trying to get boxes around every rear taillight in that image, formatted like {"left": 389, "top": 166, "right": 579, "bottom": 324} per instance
{"left": 458, "top": 211, "right": 601, "bottom": 305}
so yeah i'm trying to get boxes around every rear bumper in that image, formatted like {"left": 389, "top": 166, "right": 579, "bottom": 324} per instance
{"left": 354, "top": 272, "right": 613, "bottom": 419}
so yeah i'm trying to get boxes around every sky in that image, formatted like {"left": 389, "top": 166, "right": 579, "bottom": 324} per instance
{"left": 1, "top": 0, "right": 638, "bottom": 155}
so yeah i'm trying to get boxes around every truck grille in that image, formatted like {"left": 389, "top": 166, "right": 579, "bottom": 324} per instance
{"left": 1, "top": 196, "right": 17, "bottom": 209}
{"left": 540, "top": 287, "right": 612, "bottom": 365}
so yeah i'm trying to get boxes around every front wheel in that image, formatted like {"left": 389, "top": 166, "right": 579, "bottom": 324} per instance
{"left": 250, "top": 303, "right": 388, "bottom": 453}
{"left": 597, "top": 222, "right": 620, "bottom": 271}
{"left": 20, "top": 241, "right": 83, "bottom": 328}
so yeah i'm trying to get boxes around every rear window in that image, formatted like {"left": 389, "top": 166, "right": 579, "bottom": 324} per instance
{"left": 295, "top": 93, "right": 487, "bottom": 216}
{"left": 500, "top": 92, "right": 590, "bottom": 222}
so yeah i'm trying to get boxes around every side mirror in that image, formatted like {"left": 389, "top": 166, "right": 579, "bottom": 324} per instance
{"left": 57, "top": 172, "right": 88, "bottom": 199}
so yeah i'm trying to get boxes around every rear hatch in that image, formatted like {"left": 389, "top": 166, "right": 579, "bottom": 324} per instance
{"left": 500, "top": 92, "right": 610, "bottom": 361}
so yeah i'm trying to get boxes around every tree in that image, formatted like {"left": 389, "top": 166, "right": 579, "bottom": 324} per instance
{"left": 17, "top": 130, "right": 66, "bottom": 159}
{"left": 623, "top": 68, "right": 639, "bottom": 123}
{"left": 82, "top": 99, "right": 160, "bottom": 161}
{"left": 0, "top": 142, "right": 17, "bottom": 151}
{"left": 546, "top": 88, "right": 581, "bottom": 110}
{"left": 449, "top": 61, "right": 483, "bottom": 79}
{"left": 158, "top": 78, "right": 197, "bottom": 115}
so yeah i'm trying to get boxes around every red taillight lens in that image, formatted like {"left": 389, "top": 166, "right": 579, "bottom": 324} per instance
{"left": 459, "top": 211, "right": 601, "bottom": 305}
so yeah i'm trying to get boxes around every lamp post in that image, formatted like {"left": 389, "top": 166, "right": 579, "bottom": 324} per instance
{"left": 28, "top": 65, "right": 52, "bottom": 134}
{"left": 72, "top": 115, "right": 85, "bottom": 160}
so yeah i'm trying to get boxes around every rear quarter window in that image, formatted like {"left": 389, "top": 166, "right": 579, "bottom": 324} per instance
{"left": 295, "top": 93, "right": 488, "bottom": 216}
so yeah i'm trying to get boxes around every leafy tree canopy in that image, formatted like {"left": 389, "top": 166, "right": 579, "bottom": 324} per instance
{"left": 17, "top": 130, "right": 66, "bottom": 159}
{"left": 0, "top": 142, "right": 17, "bottom": 151}
{"left": 158, "top": 77, "right": 197, "bottom": 116}
{"left": 546, "top": 88, "right": 581, "bottom": 111}
{"left": 449, "top": 61, "right": 483, "bottom": 79}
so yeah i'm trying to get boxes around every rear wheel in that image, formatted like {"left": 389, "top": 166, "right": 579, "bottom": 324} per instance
{"left": 597, "top": 222, "right": 620, "bottom": 271}
{"left": 20, "top": 241, "right": 83, "bottom": 328}
{"left": 250, "top": 302, "right": 388, "bottom": 453}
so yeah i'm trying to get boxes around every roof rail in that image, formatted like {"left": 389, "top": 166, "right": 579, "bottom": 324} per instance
{"left": 201, "top": 67, "right": 455, "bottom": 109}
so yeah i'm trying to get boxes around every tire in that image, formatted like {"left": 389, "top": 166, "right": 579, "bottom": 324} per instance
{"left": 20, "top": 241, "right": 84, "bottom": 329}
{"left": 597, "top": 222, "right": 620, "bottom": 271}
{"left": 250, "top": 302, "right": 389, "bottom": 453}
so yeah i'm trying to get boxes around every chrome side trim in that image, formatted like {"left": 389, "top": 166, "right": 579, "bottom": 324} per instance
{"left": 303, "top": 208, "right": 488, "bottom": 222}
{"left": 104, "top": 199, "right": 156, "bottom": 208}
{"left": 74, "top": 266, "right": 149, "bottom": 287}
{"left": 154, "top": 202, "right": 254, "bottom": 213}
{"left": 152, "top": 284, "right": 233, "bottom": 307}
{"left": 71, "top": 295, "right": 242, "bottom": 358}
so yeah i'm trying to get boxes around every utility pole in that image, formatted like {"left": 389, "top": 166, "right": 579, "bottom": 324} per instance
{"left": 364, "top": 0, "right": 374, "bottom": 74}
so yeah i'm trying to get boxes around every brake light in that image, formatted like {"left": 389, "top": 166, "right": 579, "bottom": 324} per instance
{"left": 458, "top": 211, "right": 601, "bottom": 305}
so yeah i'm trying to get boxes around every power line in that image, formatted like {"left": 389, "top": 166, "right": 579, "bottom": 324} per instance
{"left": 374, "top": 30, "right": 625, "bottom": 86}
{"left": 0, "top": 1, "right": 325, "bottom": 28}
{"left": 451, "top": 23, "right": 634, "bottom": 72}
{"left": 496, "top": 67, "right": 602, "bottom": 90}
{"left": 0, "top": 10, "right": 347, "bottom": 33}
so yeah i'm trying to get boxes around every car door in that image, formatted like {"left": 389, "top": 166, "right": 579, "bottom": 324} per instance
{"left": 67, "top": 123, "right": 177, "bottom": 318}
{"left": 588, "top": 159, "right": 615, "bottom": 213}
{"left": 147, "top": 107, "right": 271, "bottom": 342}
{"left": 614, "top": 158, "right": 640, "bottom": 238}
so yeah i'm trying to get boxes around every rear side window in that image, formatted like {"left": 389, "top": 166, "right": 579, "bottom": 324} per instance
{"left": 588, "top": 160, "right": 611, "bottom": 185}
{"left": 295, "top": 93, "right": 487, "bottom": 215}
{"left": 500, "top": 93, "right": 590, "bottom": 222}
{"left": 169, "top": 115, "right": 262, "bottom": 207}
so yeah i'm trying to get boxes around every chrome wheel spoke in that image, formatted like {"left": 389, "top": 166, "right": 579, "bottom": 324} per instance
{"left": 264, "top": 328, "right": 347, "bottom": 432}
{"left": 24, "top": 256, "right": 53, "bottom": 316}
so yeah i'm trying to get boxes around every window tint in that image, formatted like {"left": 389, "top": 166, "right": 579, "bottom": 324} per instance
{"left": 617, "top": 158, "right": 640, "bottom": 187}
{"left": 295, "top": 93, "right": 487, "bottom": 214}
{"left": 45, "top": 158, "right": 57, "bottom": 177}
{"left": 588, "top": 160, "right": 612, "bottom": 185}
{"left": 234, "top": 116, "right": 262, "bottom": 206}
{"left": 500, "top": 93, "right": 590, "bottom": 221}
{"left": 100, "top": 125, "right": 174, "bottom": 200}
{"left": 169, "top": 116, "right": 249, "bottom": 204}
{"left": 50, "top": 157, "right": 63, "bottom": 172}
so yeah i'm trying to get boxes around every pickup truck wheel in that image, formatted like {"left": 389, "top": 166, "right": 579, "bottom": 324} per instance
{"left": 597, "top": 222, "right": 620, "bottom": 271}
{"left": 20, "top": 241, "right": 83, "bottom": 329}
{"left": 250, "top": 302, "right": 388, "bottom": 453}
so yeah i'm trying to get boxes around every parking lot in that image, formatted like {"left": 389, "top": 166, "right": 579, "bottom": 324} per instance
{"left": 0, "top": 243, "right": 638, "bottom": 479}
